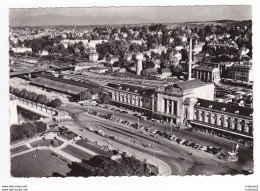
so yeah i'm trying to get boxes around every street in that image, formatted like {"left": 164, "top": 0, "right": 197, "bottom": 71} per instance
{"left": 58, "top": 102, "right": 252, "bottom": 175}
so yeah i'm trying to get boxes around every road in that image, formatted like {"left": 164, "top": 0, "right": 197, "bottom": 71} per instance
{"left": 59, "top": 103, "right": 252, "bottom": 175}
{"left": 10, "top": 78, "right": 253, "bottom": 174}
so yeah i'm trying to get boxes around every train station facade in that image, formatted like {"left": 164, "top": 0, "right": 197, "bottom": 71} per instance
{"left": 107, "top": 79, "right": 253, "bottom": 139}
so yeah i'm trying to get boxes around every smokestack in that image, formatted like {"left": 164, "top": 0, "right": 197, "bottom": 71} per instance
{"left": 188, "top": 37, "right": 192, "bottom": 80}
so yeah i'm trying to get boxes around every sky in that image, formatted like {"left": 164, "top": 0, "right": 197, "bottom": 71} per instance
{"left": 9, "top": 5, "right": 252, "bottom": 26}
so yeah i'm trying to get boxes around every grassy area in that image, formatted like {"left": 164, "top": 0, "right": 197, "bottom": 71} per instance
{"left": 10, "top": 135, "right": 38, "bottom": 145}
{"left": 11, "top": 145, "right": 30, "bottom": 155}
{"left": 62, "top": 145, "right": 93, "bottom": 160}
{"left": 11, "top": 150, "right": 71, "bottom": 177}
{"left": 76, "top": 139, "right": 113, "bottom": 158}
{"left": 60, "top": 131, "right": 78, "bottom": 140}
{"left": 30, "top": 139, "right": 64, "bottom": 148}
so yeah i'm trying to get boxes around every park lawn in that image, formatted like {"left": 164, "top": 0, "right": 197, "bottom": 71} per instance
{"left": 60, "top": 132, "right": 78, "bottom": 140}
{"left": 10, "top": 134, "right": 38, "bottom": 145}
{"left": 30, "top": 139, "right": 64, "bottom": 148}
{"left": 11, "top": 150, "right": 71, "bottom": 177}
{"left": 62, "top": 145, "right": 93, "bottom": 160}
{"left": 11, "top": 145, "right": 30, "bottom": 155}
{"left": 76, "top": 139, "right": 113, "bottom": 158}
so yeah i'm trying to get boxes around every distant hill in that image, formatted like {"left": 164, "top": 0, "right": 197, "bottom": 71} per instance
{"left": 9, "top": 12, "right": 252, "bottom": 27}
{"left": 9, "top": 13, "right": 152, "bottom": 27}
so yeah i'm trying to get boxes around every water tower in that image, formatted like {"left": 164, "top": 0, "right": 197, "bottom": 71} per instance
{"left": 136, "top": 52, "right": 143, "bottom": 75}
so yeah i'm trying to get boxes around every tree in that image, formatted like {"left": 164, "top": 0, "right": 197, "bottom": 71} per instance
{"left": 35, "top": 121, "right": 47, "bottom": 133}
{"left": 51, "top": 98, "right": 63, "bottom": 108}
{"left": 12, "top": 88, "right": 20, "bottom": 96}
{"left": 101, "top": 94, "right": 111, "bottom": 104}
{"left": 10, "top": 122, "right": 47, "bottom": 142}
{"left": 171, "top": 64, "right": 184, "bottom": 76}
{"left": 80, "top": 91, "right": 92, "bottom": 101}
{"left": 28, "top": 92, "right": 38, "bottom": 102}
{"left": 89, "top": 87, "right": 104, "bottom": 95}
{"left": 18, "top": 89, "right": 29, "bottom": 99}
{"left": 36, "top": 94, "right": 47, "bottom": 104}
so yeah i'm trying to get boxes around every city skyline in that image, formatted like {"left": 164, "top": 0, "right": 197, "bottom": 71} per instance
{"left": 9, "top": 5, "right": 252, "bottom": 26}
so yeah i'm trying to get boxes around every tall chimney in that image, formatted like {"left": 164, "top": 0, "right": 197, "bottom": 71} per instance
{"left": 188, "top": 37, "right": 192, "bottom": 80}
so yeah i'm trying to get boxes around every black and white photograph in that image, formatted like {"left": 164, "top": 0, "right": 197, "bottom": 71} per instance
{"left": 8, "top": 5, "right": 254, "bottom": 177}
{"left": 1, "top": 1, "right": 260, "bottom": 190}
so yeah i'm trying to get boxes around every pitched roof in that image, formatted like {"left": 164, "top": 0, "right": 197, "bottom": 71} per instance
{"left": 107, "top": 83, "right": 155, "bottom": 95}
{"left": 31, "top": 77, "right": 88, "bottom": 95}
{"left": 175, "top": 79, "right": 210, "bottom": 91}
{"left": 193, "top": 66, "right": 218, "bottom": 72}
{"left": 144, "top": 68, "right": 158, "bottom": 74}
{"left": 161, "top": 68, "right": 171, "bottom": 73}
{"left": 195, "top": 98, "right": 253, "bottom": 118}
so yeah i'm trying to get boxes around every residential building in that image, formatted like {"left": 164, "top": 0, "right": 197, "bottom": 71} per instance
{"left": 11, "top": 47, "right": 32, "bottom": 53}
{"left": 192, "top": 66, "right": 220, "bottom": 84}
{"left": 160, "top": 68, "right": 172, "bottom": 79}
{"left": 89, "top": 67, "right": 109, "bottom": 74}
{"left": 227, "top": 64, "right": 253, "bottom": 82}
{"left": 89, "top": 52, "right": 99, "bottom": 62}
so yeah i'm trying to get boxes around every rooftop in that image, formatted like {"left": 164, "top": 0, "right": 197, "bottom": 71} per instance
{"left": 195, "top": 98, "right": 253, "bottom": 118}
{"left": 31, "top": 77, "right": 88, "bottom": 95}
{"left": 107, "top": 83, "right": 155, "bottom": 95}
{"left": 174, "top": 79, "right": 211, "bottom": 91}
{"left": 193, "top": 66, "right": 218, "bottom": 72}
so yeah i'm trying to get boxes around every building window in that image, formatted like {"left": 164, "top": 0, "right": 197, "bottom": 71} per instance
{"left": 174, "top": 101, "right": 177, "bottom": 115}
{"left": 233, "top": 118, "right": 238, "bottom": 130}
{"left": 194, "top": 110, "right": 199, "bottom": 120}
{"left": 164, "top": 99, "right": 167, "bottom": 113}
{"left": 169, "top": 101, "right": 172, "bottom": 114}
{"left": 220, "top": 115, "right": 224, "bottom": 127}
{"left": 201, "top": 111, "right": 205, "bottom": 122}
{"left": 214, "top": 114, "right": 218, "bottom": 125}
{"left": 207, "top": 112, "right": 211, "bottom": 123}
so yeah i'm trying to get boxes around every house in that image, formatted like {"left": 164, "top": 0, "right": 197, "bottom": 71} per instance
{"left": 118, "top": 68, "right": 126, "bottom": 73}
{"left": 90, "top": 67, "right": 109, "bottom": 74}
{"left": 38, "top": 50, "right": 49, "bottom": 56}
{"left": 227, "top": 64, "right": 253, "bottom": 82}
{"left": 130, "top": 40, "right": 143, "bottom": 45}
{"left": 89, "top": 52, "right": 99, "bottom": 62}
{"left": 192, "top": 66, "right": 220, "bottom": 84}
{"left": 107, "top": 56, "right": 119, "bottom": 65}
{"left": 11, "top": 47, "right": 32, "bottom": 53}
{"left": 143, "top": 68, "right": 158, "bottom": 76}
{"left": 160, "top": 68, "right": 172, "bottom": 79}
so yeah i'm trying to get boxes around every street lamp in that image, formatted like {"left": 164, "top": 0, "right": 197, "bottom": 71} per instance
{"left": 128, "top": 140, "right": 131, "bottom": 156}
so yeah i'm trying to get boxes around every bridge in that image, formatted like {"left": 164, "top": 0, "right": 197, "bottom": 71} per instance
{"left": 16, "top": 98, "right": 57, "bottom": 118}
{"left": 9, "top": 66, "right": 75, "bottom": 78}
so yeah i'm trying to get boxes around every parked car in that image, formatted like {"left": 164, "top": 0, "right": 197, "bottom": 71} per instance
{"left": 98, "top": 130, "right": 105, "bottom": 136}
{"left": 200, "top": 145, "right": 208, "bottom": 151}
{"left": 109, "top": 136, "right": 116, "bottom": 140}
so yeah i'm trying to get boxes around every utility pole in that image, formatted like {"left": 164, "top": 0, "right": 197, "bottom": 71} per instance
{"left": 171, "top": 125, "right": 173, "bottom": 135}
{"left": 128, "top": 140, "right": 131, "bottom": 156}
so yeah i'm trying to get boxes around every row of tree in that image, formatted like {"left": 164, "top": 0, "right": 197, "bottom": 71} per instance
{"left": 10, "top": 121, "right": 47, "bottom": 142}
{"left": 10, "top": 87, "right": 63, "bottom": 108}
{"left": 62, "top": 155, "right": 151, "bottom": 177}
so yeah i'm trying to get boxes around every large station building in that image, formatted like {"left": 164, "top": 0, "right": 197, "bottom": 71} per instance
{"left": 107, "top": 79, "right": 214, "bottom": 126}
{"left": 107, "top": 80, "right": 253, "bottom": 139}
